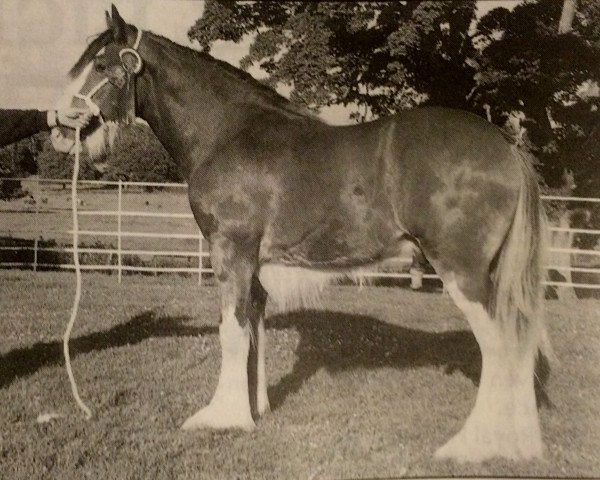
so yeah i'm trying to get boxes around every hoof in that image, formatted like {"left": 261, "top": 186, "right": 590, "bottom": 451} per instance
{"left": 257, "top": 395, "right": 270, "bottom": 418}
{"left": 257, "top": 403, "right": 270, "bottom": 418}
{"left": 181, "top": 404, "right": 255, "bottom": 432}
{"left": 434, "top": 426, "right": 543, "bottom": 463}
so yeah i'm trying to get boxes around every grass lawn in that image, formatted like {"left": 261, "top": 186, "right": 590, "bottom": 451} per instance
{"left": 0, "top": 271, "right": 599, "bottom": 479}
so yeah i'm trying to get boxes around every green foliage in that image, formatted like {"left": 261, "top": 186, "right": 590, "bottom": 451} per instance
{"left": 35, "top": 124, "right": 180, "bottom": 184}
{"left": 2, "top": 123, "right": 180, "bottom": 187}
{"left": 104, "top": 123, "right": 181, "bottom": 183}
{"left": 0, "top": 134, "right": 43, "bottom": 177}
{"left": 0, "top": 133, "right": 45, "bottom": 199}
{"left": 189, "top": 1, "right": 479, "bottom": 119}
{"left": 188, "top": 0, "right": 600, "bottom": 189}
{"left": 473, "top": 0, "right": 600, "bottom": 186}
{"left": 36, "top": 136, "right": 98, "bottom": 181}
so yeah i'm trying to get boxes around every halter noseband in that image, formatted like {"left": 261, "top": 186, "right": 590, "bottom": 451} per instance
{"left": 73, "top": 28, "right": 143, "bottom": 120}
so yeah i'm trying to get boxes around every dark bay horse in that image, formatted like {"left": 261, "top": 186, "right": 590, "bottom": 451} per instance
{"left": 60, "top": 6, "right": 550, "bottom": 462}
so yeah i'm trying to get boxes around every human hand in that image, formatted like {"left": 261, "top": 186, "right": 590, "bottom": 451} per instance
{"left": 58, "top": 107, "right": 93, "bottom": 129}
{"left": 50, "top": 127, "right": 76, "bottom": 154}
{"left": 49, "top": 107, "right": 93, "bottom": 129}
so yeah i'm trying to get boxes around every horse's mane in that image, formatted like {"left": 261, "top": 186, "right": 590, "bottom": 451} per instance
{"left": 68, "top": 26, "right": 313, "bottom": 119}
{"left": 149, "top": 32, "right": 313, "bottom": 119}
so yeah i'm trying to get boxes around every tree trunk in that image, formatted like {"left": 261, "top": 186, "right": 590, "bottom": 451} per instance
{"left": 558, "top": 0, "right": 577, "bottom": 34}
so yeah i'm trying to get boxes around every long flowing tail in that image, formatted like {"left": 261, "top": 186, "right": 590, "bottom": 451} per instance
{"left": 490, "top": 145, "right": 552, "bottom": 359}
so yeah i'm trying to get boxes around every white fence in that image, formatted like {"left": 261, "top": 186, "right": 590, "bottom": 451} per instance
{"left": 1, "top": 178, "right": 211, "bottom": 283}
{"left": 1, "top": 178, "right": 600, "bottom": 291}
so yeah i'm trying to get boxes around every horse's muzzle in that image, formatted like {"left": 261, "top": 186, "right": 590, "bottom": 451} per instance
{"left": 51, "top": 117, "right": 105, "bottom": 155}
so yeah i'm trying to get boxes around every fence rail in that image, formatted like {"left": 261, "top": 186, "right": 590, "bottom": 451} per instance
{"left": 2, "top": 178, "right": 600, "bottom": 291}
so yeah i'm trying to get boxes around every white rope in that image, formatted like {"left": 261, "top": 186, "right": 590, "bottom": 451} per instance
{"left": 133, "top": 27, "right": 143, "bottom": 50}
{"left": 74, "top": 78, "right": 108, "bottom": 117}
{"left": 58, "top": 28, "right": 144, "bottom": 421}
{"left": 63, "top": 126, "right": 92, "bottom": 420}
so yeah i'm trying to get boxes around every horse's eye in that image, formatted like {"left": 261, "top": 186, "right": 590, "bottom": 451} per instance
{"left": 95, "top": 56, "right": 107, "bottom": 73}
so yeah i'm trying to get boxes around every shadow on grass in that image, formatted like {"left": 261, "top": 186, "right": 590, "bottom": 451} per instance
{"left": 267, "top": 311, "right": 551, "bottom": 411}
{"left": 1, "top": 309, "right": 550, "bottom": 408}
{"left": 265, "top": 311, "right": 481, "bottom": 411}
{"left": 0, "top": 311, "right": 216, "bottom": 389}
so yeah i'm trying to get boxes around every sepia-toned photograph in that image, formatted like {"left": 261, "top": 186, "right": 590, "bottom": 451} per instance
{"left": 0, "top": 0, "right": 599, "bottom": 478}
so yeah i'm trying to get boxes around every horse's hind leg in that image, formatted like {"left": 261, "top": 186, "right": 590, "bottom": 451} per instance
{"left": 182, "top": 236, "right": 257, "bottom": 431}
{"left": 435, "top": 271, "right": 542, "bottom": 462}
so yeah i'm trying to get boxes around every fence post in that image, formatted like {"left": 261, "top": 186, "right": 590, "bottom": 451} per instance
{"left": 198, "top": 230, "right": 203, "bottom": 286}
{"left": 34, "top": 177, "right": 40, "bottom": 272}
{"left": 118, "top": 179, "right": 123, "bottom": 284}
{"left": 33, "top": 238, "right": 38, "bottom": 272}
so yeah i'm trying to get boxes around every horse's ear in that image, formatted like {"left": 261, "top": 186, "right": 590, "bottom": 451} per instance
{"left": 105, "top": 10, "right": 113, "bottom": 30}
{"left": 110, "top": 4, "right": 127, "bottom": 41}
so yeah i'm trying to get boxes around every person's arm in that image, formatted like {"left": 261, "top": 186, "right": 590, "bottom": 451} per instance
{"left": 0, "top": 108, "right": 93, "bottom": 149}
{"left": 0, "top": 109, "right": 49, "bottom": 148}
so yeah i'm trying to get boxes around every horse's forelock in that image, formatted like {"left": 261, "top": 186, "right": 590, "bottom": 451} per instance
{"left": 69, "top": 30, "right": 113, "bottom": 79}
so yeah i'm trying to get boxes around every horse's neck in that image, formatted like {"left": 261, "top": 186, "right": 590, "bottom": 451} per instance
{"left": 135, "top": 33, "right": 286, "bottom": 178}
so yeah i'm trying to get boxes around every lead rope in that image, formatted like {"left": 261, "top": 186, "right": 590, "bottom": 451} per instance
{"left": 58, "top": 27, "right": 144, "bottom": 421}
{"left": 64, "top": 126, "right": 92, "bottom": 420}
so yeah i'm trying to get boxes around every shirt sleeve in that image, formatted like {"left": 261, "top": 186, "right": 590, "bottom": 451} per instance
{"left": 0, "top": 109, "right": 49, "bottom": 148}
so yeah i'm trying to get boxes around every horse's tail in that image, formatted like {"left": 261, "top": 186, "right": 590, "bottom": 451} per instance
{"left": 491, "top": 145, "right": 552, "bottom": 361}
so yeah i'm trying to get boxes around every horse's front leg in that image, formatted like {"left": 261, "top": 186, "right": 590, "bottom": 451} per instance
{"left": 247, "top": 274, "right": 270, "bottom": 419}
{"left": 182, "top": 237, "right": 258, "bottom": 431}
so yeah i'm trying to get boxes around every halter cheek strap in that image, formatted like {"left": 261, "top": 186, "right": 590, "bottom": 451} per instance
{"left": 74, "top": 28, "right": 144, "bottom": 121}
{"left": 74, "top": 78, "right": 110, "bottom": 118}
{"left": 119, "top": 27, "right": 143, "bottom": 74}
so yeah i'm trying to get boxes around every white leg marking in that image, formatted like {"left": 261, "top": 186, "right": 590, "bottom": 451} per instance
{"left": 256, "top": 317, "right": 270, "bottom": 416}
{"left": 182, "top": 306, "right": 255, "bottom": 431}
{"left": 435, "top": 279, "right": 542, "bottom": 462}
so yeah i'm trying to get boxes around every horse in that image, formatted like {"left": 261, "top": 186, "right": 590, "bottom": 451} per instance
{"left": 58, "top": 5, "right": 551, "bottom": 462}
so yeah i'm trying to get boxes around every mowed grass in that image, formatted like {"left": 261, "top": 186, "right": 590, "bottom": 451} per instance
{"left": 0, "top": 271, "right": 599, "bottom": 479}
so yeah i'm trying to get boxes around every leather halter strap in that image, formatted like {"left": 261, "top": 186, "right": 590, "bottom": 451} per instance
{"left": 73, "top": 28, "right": 143, "bottom": 120}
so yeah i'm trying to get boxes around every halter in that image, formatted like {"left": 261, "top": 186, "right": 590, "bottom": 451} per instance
{"left": 73, "top": 27, "right": 143, "bottom": 120}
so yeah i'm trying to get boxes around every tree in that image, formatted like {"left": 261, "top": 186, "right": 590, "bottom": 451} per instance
{"left": 104, "top": 123, "right": 181, "bottom": 183}
{"left": 474, "top": 0, "right": 600, "bottom": 186}
{"left": 0, "top": 133, "right": 44, "bottom": 199}
{"left": 189, "top": 1, "right": 600, "bottom": 188}
{"left": 37, "top": 135, "right": 98, "bottom": 181}
{"left": 36, "top": 124, "right": 180, "bottom": 185}
{"left": 189, "top": 1, "right": 479, "bottom": 120}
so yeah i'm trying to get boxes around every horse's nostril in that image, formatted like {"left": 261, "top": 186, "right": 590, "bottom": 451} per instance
{"left": 82, "top": 116, "right": 103, "bottom": 133}
{"left": 57, "top": 126, "right": 75, "bottom": 141}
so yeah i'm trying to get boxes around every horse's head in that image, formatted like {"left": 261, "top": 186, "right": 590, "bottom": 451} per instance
{"left": 55, "top": 5, "right": 143, "bottom": 158}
